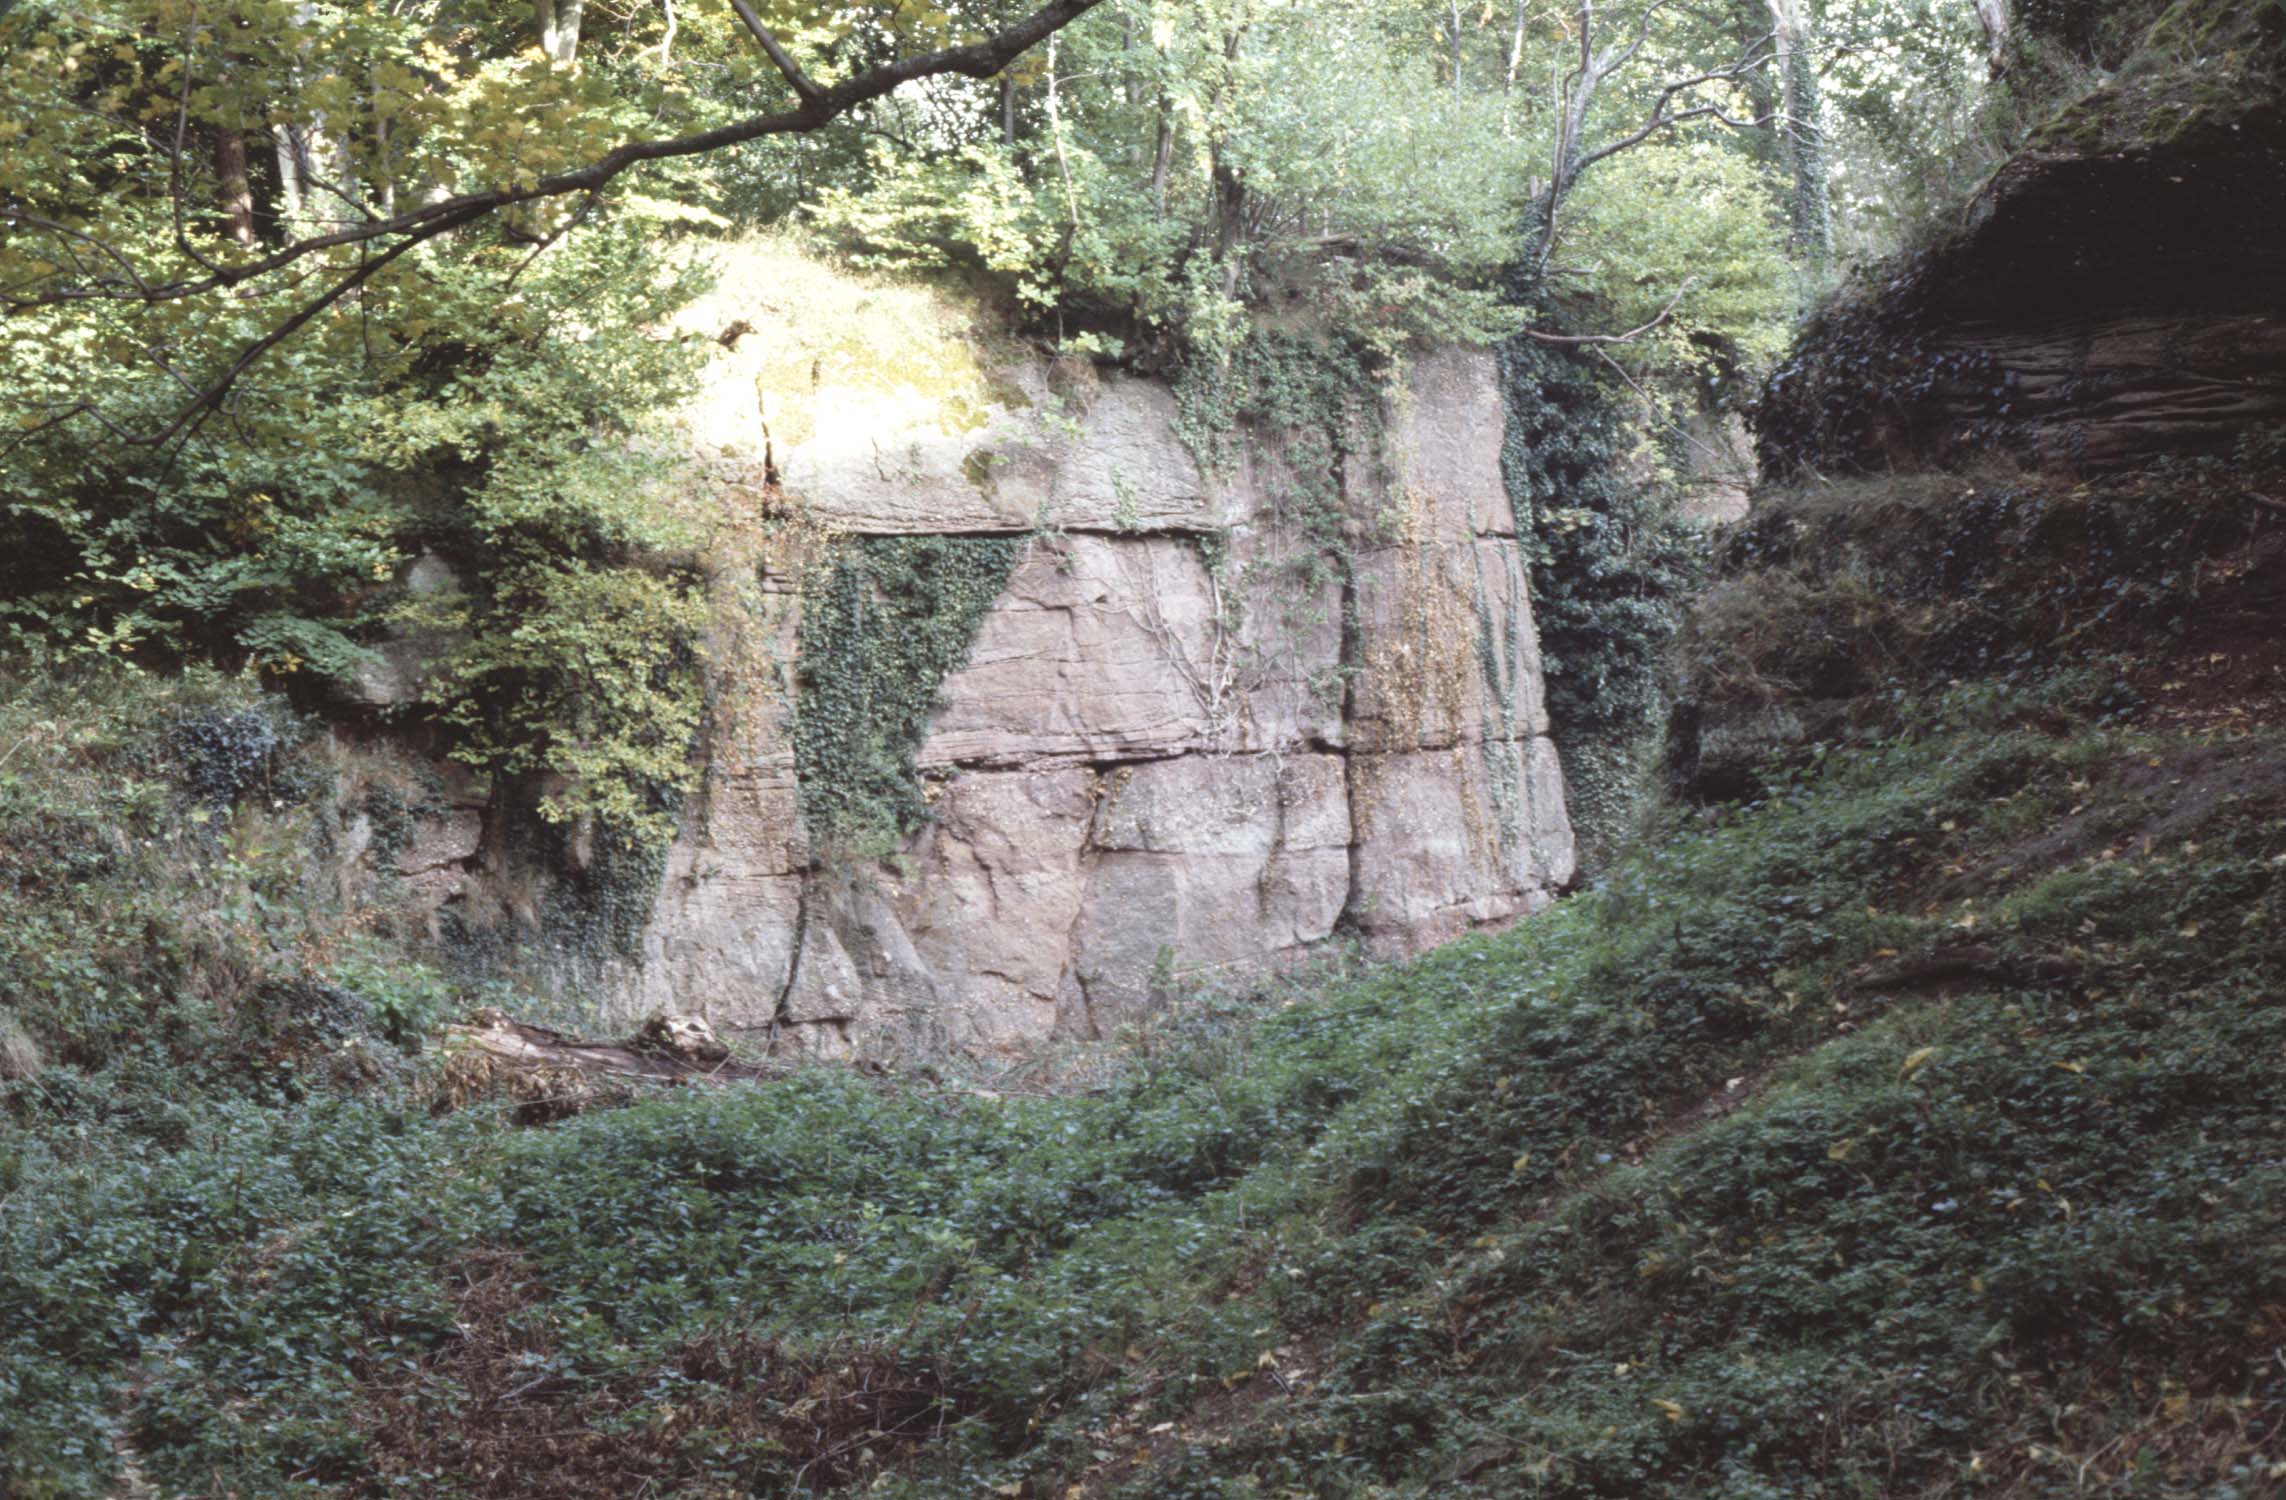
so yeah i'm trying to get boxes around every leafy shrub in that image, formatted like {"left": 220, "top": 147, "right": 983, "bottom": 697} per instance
{"left": 435, "top": 559, "right": 707, "bottom": 851}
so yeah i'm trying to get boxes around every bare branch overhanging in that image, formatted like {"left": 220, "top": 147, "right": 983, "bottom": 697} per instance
{"left": 1, "top": 0, "right": 1110, "bottom": 444}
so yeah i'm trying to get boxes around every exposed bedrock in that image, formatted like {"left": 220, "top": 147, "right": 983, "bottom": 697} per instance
{"left": 602, "top": 262, "right": 1572, "bottom": 1056}
{"left": 1758, "top": 1, "right": 2286, "bottom": 476}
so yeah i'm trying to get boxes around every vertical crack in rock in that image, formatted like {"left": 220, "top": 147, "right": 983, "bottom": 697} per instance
{"left": 1334, "top": 538, "right": 1371, "bottom": 941}
{"left": 611, "top": 301, "right": 1572, "bottom": 1054}
{"left": 770, "top": 870, "right": 814, "bottom": 1051}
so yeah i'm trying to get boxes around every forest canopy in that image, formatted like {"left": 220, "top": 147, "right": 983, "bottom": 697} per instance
{"left": 0, "top": 0, "right": 2049, "bottom": 844}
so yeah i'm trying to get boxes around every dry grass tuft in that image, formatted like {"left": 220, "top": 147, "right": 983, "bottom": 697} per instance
{"left": 0, "top": 1009, "right": 39, "bottom": 1081}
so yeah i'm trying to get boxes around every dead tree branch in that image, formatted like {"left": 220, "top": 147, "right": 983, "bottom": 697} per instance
{"left": 1522, "top": 278, "right": 1695, "bottom": 346}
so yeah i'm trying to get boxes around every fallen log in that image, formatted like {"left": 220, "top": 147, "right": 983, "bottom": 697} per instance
{"left": 430, "top": 1008, "right": 792, "bottom": 1121}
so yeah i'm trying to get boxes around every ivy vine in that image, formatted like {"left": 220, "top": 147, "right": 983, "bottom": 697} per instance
{"left": 1500, "top": 335, "right": 1705, "bottom": 867}
{"left": 1173, "top": 330, "right": 1391, "bottom": 701}
{"left": 792, "top": 535, "right": 1024, "bottom": 855}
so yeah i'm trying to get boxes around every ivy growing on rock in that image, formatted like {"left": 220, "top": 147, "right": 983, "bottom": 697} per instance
{"left": 792, "top": 535, "right": 1025, "bottom": 856}
{"left": 1754, "top": 260, "right": 2007, "bottom": 479}
{"left": 1173, "top": 330, "right": 1391, "bottom": 712}
{"left": 1174, "top": 331, "right": 1386, "bottom": 489}
{"left": 1500, "top": 336, "right": 1705, "bottom": 867}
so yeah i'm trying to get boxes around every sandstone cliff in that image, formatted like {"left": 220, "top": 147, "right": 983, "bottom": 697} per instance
{"left": 596, "top": 248, "right": 1573, "bottom": 1056}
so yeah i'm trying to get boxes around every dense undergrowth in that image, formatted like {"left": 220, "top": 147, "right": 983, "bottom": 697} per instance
{"left": 4, "top": 645, "right": 2282, "bottom": 1496}
{"left": 1676, "top": 430, "right": 2286, "bottom": 800}
{"left": 5, "top": 370, "right": 2282, "bottom": 1500}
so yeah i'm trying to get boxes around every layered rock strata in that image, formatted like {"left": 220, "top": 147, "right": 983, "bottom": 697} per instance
{"left": 1758, "top": 0, "right": 2286, "bottom": 476}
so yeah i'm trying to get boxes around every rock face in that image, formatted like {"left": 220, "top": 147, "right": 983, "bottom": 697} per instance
{"left": 1758, "top": 1, "right": 2286, "bottom": 477}
{"left": 607, "top": 247, "right": 1573, "bottom": 1056}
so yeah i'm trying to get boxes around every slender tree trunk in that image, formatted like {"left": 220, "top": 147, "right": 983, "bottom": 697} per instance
{"left": 1116, "top": 13, "right": 1143, "bottom": 167}
{"left": 1733, "top": 0, "right": 1778, "bottom": 157}
{"left": 1046, "top": 35, "right": 1080, "bottom": 250}
{"left": 1543, "top": 48, "right": 1594, "bottom": 261}
{"left": 271, "top": 0, "right": 352, "bottom": 230}
{"left": 274, "top": 123, "right": 308, "bottom": 226}
{"left": 1507, "top": 0, "right": 1528, "bottom": 94}
{"left": 1449, "top": 0, "right": 1464, "bottom": 98}
{"left": 1211, "top": 24, "right": 1248, "bottom": 296}
{"left": 1120, "top": 10, "right": 1141, "bottom": 108}
{"left": 1150, "top": 104, "right": 1174, "bottom": 208}
{"left": 373, "top": 116, "right": 395, "bottom": 217}
{"left": 213, "top": 124, "right": 254, "bottom": 244}
{"left": 1001, "top": 74, "right": 1018, "bottom": 147}
{"left": 1971, "top": 0, "right": 2009, "bottom": 75}
{"left": 1213, "top": 154, "right": 1246, "bottom": 299}
{"left": 1767, "top": 0, "right": 1830, "bottom": 269}
{"left": 1147, "top": 24, "right": 1174, "bottom": 209}
{"left": 301, "top": 119, "right": 354, "bottom": 227}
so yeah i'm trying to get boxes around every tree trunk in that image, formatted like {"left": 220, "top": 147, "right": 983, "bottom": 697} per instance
{"left": 274, "top": 123, "right": 308, "bottom": 226}
{"left": 1212, "top": 153, "right": 1246, "bottom": 298}
{"left": 1971, "top": 0, "right": 2009, "bottom": 76}
{"left": 213, "top": 124, "right": 255, "bottom": 244}
{"left": 1147, "top": 25, "right": 1174, "bottom": 207}
{"left": 1046, "top": 34, "right": 1080, "bottom": 251}
{"left": 1507, "top": 0, "right": 1527, "bottom": 94}
{"left": 538, "top": 0, "right": 581, "bottom": 64}
{"left": 1767, "top": 0, "right": 1830, "bottom": 270}
{"left": 431, "top": 1011, "right": 793, "bottom": 1122}
{"left": 1120, "top": 10, "right": 1141, "bottom": 109}
{"left": 1150, "top": 105, "right": 1174, "bottom": 208}
{"left": 447, "top": 1012, "right": 781, "bottom": 1084}
{"left": 1730, "top": 0, "right": 1779, "bottom": 165}
{"left": 1209, "top": 24, "right": 1248, "bottom": 297}
{"left": 300, "top": 120, "right": 354, "bottom": 227}
{"left": 373, "top": 116, "right": 395, "bottom": 217}
{"left": 1449, "top": 0, "right": 1464, "bottom": 98}
{"left": 555, "top": 0, "right": 583, "bottom": 63}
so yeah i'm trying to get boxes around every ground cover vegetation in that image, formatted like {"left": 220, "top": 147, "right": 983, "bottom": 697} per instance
{"left": 6, "top": 494, "right": 2283, "bottom": 1493}
{"left": 7, "top": 0, "right": 2283, "bottom": 1493}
